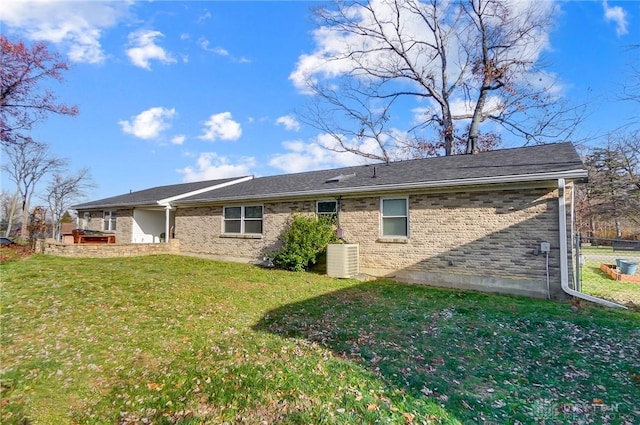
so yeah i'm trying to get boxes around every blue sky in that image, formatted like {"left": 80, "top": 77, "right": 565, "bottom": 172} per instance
{"left": 1, "top": 0, "right": 639, "bottom": 202}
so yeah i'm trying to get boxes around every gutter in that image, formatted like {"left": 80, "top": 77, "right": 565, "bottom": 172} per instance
{"left": 174, "top": 169, "right": 588, "bottom": 206}
{"left": 557, "top": 178, "right": 626, "bottom": 309}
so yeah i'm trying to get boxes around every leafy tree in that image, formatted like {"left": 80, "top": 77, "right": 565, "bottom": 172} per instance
{"left": 1, "top": 137, "right": 66, "bottom": 237}
{"left": 272, "top": 215, "right": 339, "bottom": 272}
{"left": 1, "top": 35, "right": 78, "bottom": 145}
{"left": 296, "top": 0, "right": 583, "bottom": 160}
{"left": 60, "top": 211, "right": 74, "bottom": 223}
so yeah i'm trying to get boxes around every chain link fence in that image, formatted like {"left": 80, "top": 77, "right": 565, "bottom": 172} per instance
{"left": 574, "top": 235, "right": 640, "bottom": 307}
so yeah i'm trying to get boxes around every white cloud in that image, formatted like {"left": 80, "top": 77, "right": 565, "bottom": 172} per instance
{"left": 603, "top": 1, "right": 628, "bottom": 36}
{"left": 126, "top": 30, "right": 176, "bottom": 70}
{"left": 1, "top": 0, "right": 130, "bottom": 63}
{"left": 198, "top": 37, "right": 229, "bottom": 56}
{"left": 171, "top": 135, "right": 186, "bottom": 145}
{"left": 198, "top": 37, "right": 250, "bottom": 63}
{"left": 199, "top": 112, "right": 242, "bottom": 141}
{"left": 119, "top": 107, "right": 176, "bottom": 140}
{"left": 178, "top": 152, "right": 255, "bottom": 182}
{"left": 269, "top": 134, "right": 374, "bottom": 174}
{"left": 275, "top": 115, "right": 301, "bottom": 131}
{"left": 196, "top": 11, "right": 212, "bottom": 24}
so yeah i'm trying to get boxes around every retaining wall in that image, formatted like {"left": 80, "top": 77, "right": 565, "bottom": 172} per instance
{"left": 40, "top": 239, "right": 180, "bottom": 258}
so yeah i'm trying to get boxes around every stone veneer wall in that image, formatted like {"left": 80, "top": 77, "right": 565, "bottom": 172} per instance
{"left": 175, "top": 201, "right": 317, "bottom": 261}
{"left": 41, "top": 239, "right": 180, "bottom": 257}
{"left": 84, "top": 211, "right": 103, "bottom": 232}
{"left": 70, "top": 182, "right": 574, "bottom": 299}
{"left": 173, "top": 183, "right": 573, "bottom": 299}
{"left": 116, "top": 209, "right": 133, "bottom": 244}
{"left": 80, "top": 209, "right": 132, "bottom": 244}
{"left": 337, "top": 186, "right": 571, "bottom": 299}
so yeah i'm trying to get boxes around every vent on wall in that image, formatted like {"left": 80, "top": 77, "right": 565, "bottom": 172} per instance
{"left": 327, "top": 244, "right": 359, "bottom": 278}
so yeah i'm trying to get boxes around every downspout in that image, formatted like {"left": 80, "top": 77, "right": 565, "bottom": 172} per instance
{"left": 557, "top": 178, "right": 626, "bottom": 309}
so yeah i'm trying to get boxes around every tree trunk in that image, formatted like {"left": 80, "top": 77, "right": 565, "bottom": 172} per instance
{"left": 20, "top": 193, "right": 31, "bottom": 239}
{"left": 5, "top": 192, "right": 19, "bottom": 238}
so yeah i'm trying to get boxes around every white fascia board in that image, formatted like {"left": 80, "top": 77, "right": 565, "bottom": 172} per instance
{"left": 157, "top": 176, "right": 254, "bottom": 206}
{"left": 174, "top": 169, "right": 588, "bottom": 205}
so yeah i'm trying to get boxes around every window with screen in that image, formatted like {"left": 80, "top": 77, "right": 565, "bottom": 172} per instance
{"left": 381, "top": 198, "right": 408, "bottom": 237}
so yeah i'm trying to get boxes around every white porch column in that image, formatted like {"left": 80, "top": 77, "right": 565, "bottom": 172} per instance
{"left": 164, "top": 204, "right": 171, "bottom": 243}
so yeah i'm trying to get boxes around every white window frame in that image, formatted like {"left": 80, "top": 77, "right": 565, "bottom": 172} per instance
{"left": 103, "top": 210, "right": 117, "bottom": 232}
{"left": 223, "top": 205, "right": 263, "bottom": 235}
{"left": 316, "top": 200, "right": 338, "bottom": 217}
{"left": 380, "top": 197, "right": 409, "bottom": 238}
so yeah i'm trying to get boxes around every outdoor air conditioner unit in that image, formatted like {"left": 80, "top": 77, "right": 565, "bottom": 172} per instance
{"left": 327, "top": 244, "right": 359, "bottom": 278}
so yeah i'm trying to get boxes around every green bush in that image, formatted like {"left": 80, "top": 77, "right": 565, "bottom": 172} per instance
{"left": 271, "top": 214, "right": 339, "bottom": 272}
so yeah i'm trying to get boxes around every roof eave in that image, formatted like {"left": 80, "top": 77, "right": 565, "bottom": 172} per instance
{"left": 71, "top": 201, "right": 160, "bottom": 210}
{"left": 174, "top": 169, "right": 588, "bottom": 206}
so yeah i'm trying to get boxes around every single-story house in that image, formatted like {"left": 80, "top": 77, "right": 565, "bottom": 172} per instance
{"left": 72, "top": 142, "right": 588, "bottom": 300}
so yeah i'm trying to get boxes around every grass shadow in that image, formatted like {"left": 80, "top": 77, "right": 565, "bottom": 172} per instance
{"left": 253, "top": 280, "right": 640, "bottom": 424}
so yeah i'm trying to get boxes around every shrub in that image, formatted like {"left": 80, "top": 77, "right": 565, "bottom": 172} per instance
{"left": 271, "top": 214, "right": 339, "bottom": 272}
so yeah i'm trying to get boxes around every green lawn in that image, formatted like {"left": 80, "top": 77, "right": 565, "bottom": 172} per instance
{"left": 2, "top": 255, "right": 639, "bottom": 424}
{"left": 579, "top": 247, "right": 640, "bottom": 307}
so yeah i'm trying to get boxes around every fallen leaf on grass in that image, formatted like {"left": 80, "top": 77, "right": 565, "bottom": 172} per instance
{"left": 367, "top": 403, "right": 378, "bottom": 411}
{"left": 147, "top": 382, "right": 163, "bottom": 391}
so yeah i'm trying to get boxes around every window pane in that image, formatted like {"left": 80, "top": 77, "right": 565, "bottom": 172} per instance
{"left": 244, "top": 220, "right": 263, "bottom": 234}
{"left": 382, "top": 199, "right": 407, "bottom": 216}
{"left": 317, "top": 201, "right": 337, "bottom": 214}
{"left": 111, "top": 219, "right": 117, "bottom": 231}
{"left": 224, "top": 220, "right": 241, "bottom": 233}
{"left": 383, "top": 217, "right": 407, "bottom": 236}
{"left": 224, "top": 207, "right": 241, "bottom": 219}
{"left": 245, "top": 206, "right": 263, "bottom": 219}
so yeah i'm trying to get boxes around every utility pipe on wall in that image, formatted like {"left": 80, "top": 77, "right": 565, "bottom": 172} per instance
{"left": 557, "top": 178, "right": 626, "bottom": 309}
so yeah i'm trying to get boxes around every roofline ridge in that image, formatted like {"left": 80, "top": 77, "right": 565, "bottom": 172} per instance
{"left": 158, "top": 175, "right": 254, "bottom": 205}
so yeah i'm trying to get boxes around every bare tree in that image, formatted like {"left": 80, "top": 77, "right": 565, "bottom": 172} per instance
{"left": 296, "top": 0, "right": 583, "bottom": 160}
{"left": 44, "top": 168, "right": 94, "bottom": 241}
{"left": 0, "top": 190, "right": 21, "bottom": 235}
{"left": 620, "top": 45, "right": 640, "bottom": 105}
{"left": 1, "top": 136, "right": 66, "bottom": 238}
{"left": 580, "top": 132, "right": 640, "bottom": 238}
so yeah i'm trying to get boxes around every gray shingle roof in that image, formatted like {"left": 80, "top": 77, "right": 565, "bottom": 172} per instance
{"left": 176, "top": 142, "right": 586, "bottom": 204}
{"left": 73, "top": 143, "right": 586, "bottom": 210}
{"left": 72, "top": 177, "right": 243, "bottom": 209}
